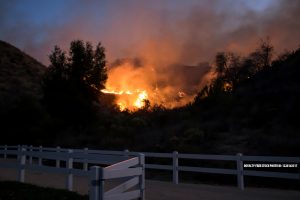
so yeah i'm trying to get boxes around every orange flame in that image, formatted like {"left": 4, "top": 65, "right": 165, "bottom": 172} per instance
{"left": 101, "top": 88, "right": 148, "bottom": 111}
{"left": 100, "top": 57, "right": 207, "bottom": 111}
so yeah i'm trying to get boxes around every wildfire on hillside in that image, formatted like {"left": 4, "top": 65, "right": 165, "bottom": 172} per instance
{"left": 100, "top": 58, "right": 211, "bottom": 111}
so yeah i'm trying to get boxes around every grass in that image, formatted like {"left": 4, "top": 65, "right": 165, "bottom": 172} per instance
{"left": 0, "top": 181, "right": 88, "bottom": 200}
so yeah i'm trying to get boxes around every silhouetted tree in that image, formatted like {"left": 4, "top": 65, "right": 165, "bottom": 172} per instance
{"left": 249, "top": 38, "right": 274, "bottom": 72}
{"left": 224, "top": 53, "right": 241, "bottom": 90}
{"left": 43, "top": 40, "right": 107, "bottom": 125}
{"left": 195, "top": 39, "right": 275, "bottom": 104}
{"left": 215, "top": 52, "right": 228, "bottom": 78}
{"left": 68, "top": 40, "right": 107, "bottom": 100}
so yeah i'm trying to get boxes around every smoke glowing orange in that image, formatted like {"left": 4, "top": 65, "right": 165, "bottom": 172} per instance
{"left": 100, "top": 57, "right": 207, "bottom": 111}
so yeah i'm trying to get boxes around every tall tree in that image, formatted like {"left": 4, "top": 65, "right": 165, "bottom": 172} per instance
{"left": 249, "top": 38, "right": 274, "bottom": 72}
{"left": 43, "top": 40, "right": 107, "bottom": 123}
{"left": 215, "top": 52, "right": 228, "bottom": 78}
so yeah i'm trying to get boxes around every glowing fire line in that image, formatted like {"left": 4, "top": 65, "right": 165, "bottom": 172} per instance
{"left": 101, "top": 89, "right": 148, "bottom": 111}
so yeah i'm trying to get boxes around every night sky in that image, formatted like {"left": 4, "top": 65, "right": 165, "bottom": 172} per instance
{"left": 1, "top": 0, "right": 299, "bottom": 65}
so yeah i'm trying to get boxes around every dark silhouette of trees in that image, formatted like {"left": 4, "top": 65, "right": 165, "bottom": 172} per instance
{"left": 66, "top": 40, "right": 107, "bottom": 101}
{"left": 195, "top": 39, "right": 274, "bottom": 104}
{"left": 249, "top": 38, "right": 274, "bottom": 72}
{"left": 215, "top": 52, "right": 228, "bottom": 78}
{"left": 43, "top": 40, "right": 107, "bottom": 125}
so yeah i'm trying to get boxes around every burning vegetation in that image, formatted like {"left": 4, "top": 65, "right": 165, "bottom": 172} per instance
{"left": 100, "top": 58, "right": 210, "bottom": 111}
{"left": 101, "top": 88, "right": 148, "bottom": 111}
{"left": 42, "top": 39, "right": 273, "bottom": 113}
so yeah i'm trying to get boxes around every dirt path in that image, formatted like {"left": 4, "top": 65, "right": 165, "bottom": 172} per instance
{"left": 0, "top": 159, "right": 299, "bottom": 200}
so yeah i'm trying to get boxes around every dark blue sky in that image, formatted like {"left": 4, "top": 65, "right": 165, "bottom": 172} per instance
{"left": 1, "top": 0, "right": 299, "bottom": 65}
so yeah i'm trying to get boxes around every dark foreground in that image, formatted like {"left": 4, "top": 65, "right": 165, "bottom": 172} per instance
{"left": 0, "top": 181, "right": 88, "bottom": 200}
{"left": 0, "top": 163, "right": 299, "bottom": 200}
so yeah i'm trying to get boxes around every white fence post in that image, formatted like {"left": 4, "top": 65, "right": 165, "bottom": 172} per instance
{"left": 139, "top": 153, "right": 145, "bottom": 200}
{"left": 17, "top": 145, "right": 21, "bottom": 160}
{"left": 56, "top": 146, "right": 60, "bottom": 168}
{"left": 38, "top": 146, "right": 43, "bottom": 166}
{"left": 4, "top": 145, "right": 7, "bottom": 159}
{"left": 124, "top": 149, "right": 129, "bottom": 157}
{"left": 89, "top": 166, "right": 104, "bottom": 200}
{"left": 173, "top": 151, "right": 179, "bottom": 184}
{"left": 236, "top": 153, "right": 244, "bottom": 190}
{"left": 22, "top": 145, "right": 27, "bottom": 161}
{"left": 84, "top": 147, "right": 88, "bottom": 171}
{"left": 66, "top": 149, "right": 73, "bottom": 191}
{"left": 29, "top": 145, "right": 33, "bottom": 164}
{"left": 18, "top": 147, "right": 26, "bottom": 183}
{"left": 99, "top": 167, "right": 104, "bottom": 200}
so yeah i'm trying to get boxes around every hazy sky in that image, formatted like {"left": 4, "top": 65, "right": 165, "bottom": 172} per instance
{"left": 1, "top": 0, "right": 299, "bottom": 65}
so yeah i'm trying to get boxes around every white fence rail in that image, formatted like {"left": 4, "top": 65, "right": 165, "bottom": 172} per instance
{"left": 0, "top": 145, "right": 145, "bottom": 200}
{"left": 1, "top": 145, "right": 300, "bottom": 192}
{"left": 131, "top": 151, "right": 299, "bottom": 189}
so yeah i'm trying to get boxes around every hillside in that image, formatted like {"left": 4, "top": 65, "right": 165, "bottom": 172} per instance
{"left": 0, "top": 40, "right": 46, "bottom": 143}
{"left": 56, "top": 46, "right": 300, "bottom": 156}
{"left": 230, "top": 48, "right": 300, "bottom": 155}
{"left": 0, "top": 40, "right": 45, "bottom": 102}
{"left": 0, "top": 40, "right": 299, "bottom": 157}
{"left": 190, "top": 48, "right": 300, "bottom": 155}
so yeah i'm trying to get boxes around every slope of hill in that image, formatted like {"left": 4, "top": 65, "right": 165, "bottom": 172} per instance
{"left": 0, "top": 40, "right": 46, "bottom": 144}
{"left": 231, "top": 49, "right": 300, "bottom": 155}
{"left": 0, "top": 40, "right": 45, "bottom": 103}
{"left": 0, "top": 40, "right": 299, "bottom": 157}
{"left": 190, "top": 48, "right": 300, "bottom": 156}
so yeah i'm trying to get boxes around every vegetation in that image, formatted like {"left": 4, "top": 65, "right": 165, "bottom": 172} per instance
{"left": 1, "top": 39, "right": 299, "bottom": 156}
{"left": 43, "top": 40, "right": 107, "bottom": 127}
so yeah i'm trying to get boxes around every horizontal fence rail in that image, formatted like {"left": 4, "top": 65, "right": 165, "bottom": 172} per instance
{"left": 128, "top": 150, "right": 299, "bottom": 189}
{"left": 0, "top": 145, "right": 299, "bottom": 192}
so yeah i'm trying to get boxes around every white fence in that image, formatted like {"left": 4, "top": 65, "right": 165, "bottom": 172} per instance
{"left": 136, "top": 151, "right": 299, "bottom": 190}
{"left": 1, "top": 145, "right": 300, "bottom": 193}
{"left": 0, "top": 145, "right": 145, "bottom": 200}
